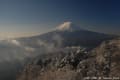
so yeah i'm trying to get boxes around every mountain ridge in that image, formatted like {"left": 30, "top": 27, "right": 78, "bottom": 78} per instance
{"left": 16, "top": 22, "right": 117, "bottom": 49}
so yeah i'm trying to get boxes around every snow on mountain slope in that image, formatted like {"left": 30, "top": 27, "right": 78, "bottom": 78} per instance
{"left": 56, "top": 21, "right": 82, "bottom": 31}
{"left": 17, "top": 38, "right": 120, "bottom": 80}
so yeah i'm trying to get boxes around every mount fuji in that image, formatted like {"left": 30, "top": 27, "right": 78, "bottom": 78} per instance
{"left": 21, "top": 21, "right": 116, "bottom": 48}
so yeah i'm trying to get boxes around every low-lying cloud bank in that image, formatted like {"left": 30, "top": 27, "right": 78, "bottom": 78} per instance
{"left": 0, "top": 34, "right": 64, "bottom": 62}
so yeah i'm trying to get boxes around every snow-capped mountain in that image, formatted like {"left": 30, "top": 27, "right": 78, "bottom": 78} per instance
{"left": 28, "top": 21, "right": 116, "bottom": 48}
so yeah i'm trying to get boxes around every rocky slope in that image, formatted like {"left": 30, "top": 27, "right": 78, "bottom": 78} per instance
{"left": 17, "top": 38, "right": 120, "bottom": 80}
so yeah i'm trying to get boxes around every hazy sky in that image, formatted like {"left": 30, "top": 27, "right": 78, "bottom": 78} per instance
{"left": 0, "top": 0, "right": 120, "bottom": 38}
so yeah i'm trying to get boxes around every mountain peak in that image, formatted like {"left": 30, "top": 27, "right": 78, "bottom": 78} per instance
{"left": 56, "top": 21, "right": 82, "bottom": 31}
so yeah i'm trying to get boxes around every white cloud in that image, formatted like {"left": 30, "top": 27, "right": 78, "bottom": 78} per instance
{"left": 10, "top": 40, "right": 21, "bottom": 46}
{"left": 24, "top": 46, "right": 35, "bottom": 52}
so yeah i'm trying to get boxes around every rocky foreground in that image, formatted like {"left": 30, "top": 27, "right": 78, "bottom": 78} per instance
{"left": 17, "top": 38, "right": 120, "bottom": 80}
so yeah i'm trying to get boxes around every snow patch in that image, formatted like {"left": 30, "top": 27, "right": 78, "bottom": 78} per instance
{"left": 56, "top": 21, "right": 82, "bottom": 31}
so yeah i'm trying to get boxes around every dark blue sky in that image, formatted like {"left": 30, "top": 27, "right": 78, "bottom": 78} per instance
{"left": 0, "top": 0, "right": 120, "bottom": 38}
